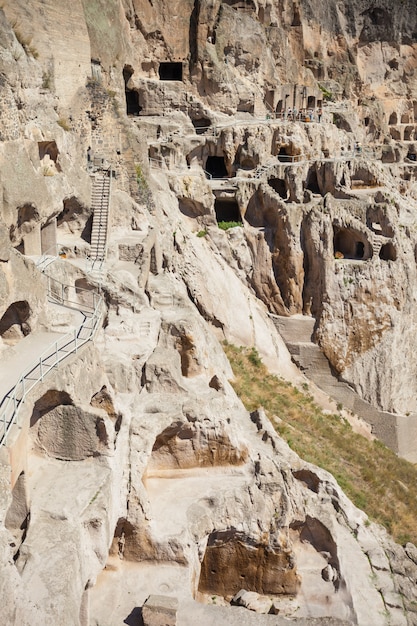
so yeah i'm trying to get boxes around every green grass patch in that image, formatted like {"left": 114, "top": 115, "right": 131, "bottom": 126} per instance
{"left": 224, "top": 343, "right": 417, "bottom": 545}
{"left": 218, "top": 221, "right": 242, "bottom": 231}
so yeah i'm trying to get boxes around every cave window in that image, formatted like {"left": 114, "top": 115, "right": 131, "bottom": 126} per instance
{"left": 276, "top": 99, "right": 283, "bottom": 114}
{"left": 206, "top": 156, "right": 228, "bottom": 178}
{"left": 407, "top": 152, "right": 417, "bottom": 161}
{"left": 292, "top": 6, "right": 301, "bottom": 26}
{"left": 379, "top": 242, "right": 397, "bottom": 261}
{"left": 364, "top": 117, "right": 370, "bottom": 127}
{"left": 123, "top": 65, "right": 141, "bottom": 116}
{"left": 214, "top": 199, "right": 241, "bottom": 223}
{"left": 389, "top": 112, "right": 397, "bottom": 125}
{"left": 401, "top": 113, "right": 410, "bottom": 124}
{"left": 192, "top": 117, "right": 211, "bottom": 135}
{"left": 159, "top": 62, "right": 183, "bottom": 81}
{"left": 0, "top": 301, "right": 31, "bottom": 346}
{"left": 404, "top": 127, "right": 414, "bottom": 141}
{"left": 333, "top": 227, "right": 368, "bottom": 260}
{"left": 17, "top": 204, "right": 38, "bottom": 228}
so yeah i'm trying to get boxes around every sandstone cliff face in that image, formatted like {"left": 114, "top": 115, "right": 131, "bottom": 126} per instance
{"left": 1, "top": 1, "right": 417, "bottom": 625}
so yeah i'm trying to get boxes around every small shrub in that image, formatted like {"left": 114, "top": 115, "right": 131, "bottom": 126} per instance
{"left": 197, "top": 230, "right": 207, "bottom": 238}
{"left": 218, "top": 220, "right": 242, "bottom": 231}
{"left": 57, "top": 117, "right": 70, "bottom": 131}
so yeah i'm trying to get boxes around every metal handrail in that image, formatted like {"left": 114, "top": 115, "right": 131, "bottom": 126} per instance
{"left": 0, "top": 276, "right": 103, "bottom": 447}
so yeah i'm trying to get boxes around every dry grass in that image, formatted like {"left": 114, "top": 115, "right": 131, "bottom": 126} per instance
{"left": 224, "top": 343, "right": 417, "bottom": 545}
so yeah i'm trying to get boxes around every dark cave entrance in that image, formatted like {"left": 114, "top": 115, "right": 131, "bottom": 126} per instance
{"left": 192, "top": 117, "right": 212, "bottom": 135}
{"left": 268, "top": 177, "right": 287, "bottom": 199}
{"left": 305, "top": 168, "right": 321, "bottom": 195}
{"left": 159, "top": 62, "right": 183, "bottom": 81}
{"left": 333, "top": 227, "right": 369, "bottom": 260}
{"left": 214, "top": 199, "right": 241, "bottom": 223}
{"left": 206, "top": 156, "right": 228, "bottom": 178}
{"left": 123, "top": 66, "right": 141, "bottom": 116}
{"left": 379, "top": 242, "right": 397, "bottom": 261}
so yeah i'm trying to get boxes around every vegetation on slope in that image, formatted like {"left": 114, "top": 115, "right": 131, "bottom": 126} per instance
{"left": 224, "top": 344, "right": 417, "bottom": 546}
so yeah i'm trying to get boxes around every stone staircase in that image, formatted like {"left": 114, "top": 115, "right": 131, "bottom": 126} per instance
{"left": 270, "top": 314, "right": 417, "bottom": 459}
{"left": 90, "top": 170, "right": 111, "bottom": 269}
{"left": 371, "top": 233, "right": 384, "bottom": 257}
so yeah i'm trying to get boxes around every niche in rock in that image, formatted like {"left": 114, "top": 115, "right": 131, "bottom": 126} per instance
{"left": 57, "top": 196, "right": 91, "bottom": 241}
{"left": 307, "top": 95, "right": 316, "bottom": 109}
{"left": 401, "top": 113, "right": 410, "bottom": 124}
{"left": 31, "top": 389, "right": 112, "bottom": 460}
{"left": 215, "top": 198, "right": 241, "bottom": 223}
{"left": 147, "top": 420, "right": 248, "bottom": 472}
{"left": 206, "top": 156, "right": 228, "bottom": 178}
{"left": 389, "top": 112, "right": 397, "bottom": 125}
{"left": 191, "top": 117, "right": 211, "bottom": 135}
{"left": 333, "top": 227, "right": 370, "bottom": 260}
{"left": 38, "top": 140, "right": 61, "bottom": 171}
{"left": 198, "top": 530, "right": 300, "bottom": 598}
{"left": 17, "top": 204, "right": 39, "bottom": 229}
{"left": 379, "top": 242, "right": 397, "bottom": 261}
{"left": 351, "top": 167, "right": 377, "bottom": 189}
{"left": 268, "top": 177, "right": 287, "bottom": 199}
{"left": 0, "top": 301, "right": 31, "bottom": 346}
{"left": 276, "top": 99, "right": 283, "bottom": 114}
{"left": 123, "top": 65, "right": 141, "bottom": 116}
{"left": 305, "top": 168, "right": 321, "bottom": 195}
{"left": 404, "top": 127, "right": 414, "bottom": 141}
{"left": 223, "top": 0, "right": 256, "bottom": 12}
{"left": 159, "top": 62, "right": 183, "bottom": 81}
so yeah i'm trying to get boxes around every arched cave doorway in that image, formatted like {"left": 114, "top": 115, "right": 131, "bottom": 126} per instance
{"left": 389, "top": 112, "right": 397, "bottom": 125}
{"left": 206, "top": 156, "right": 228, "bottom": 178}
{"left": 379, "top": 242, "right": 397, "bottom": 261}
{"left": 333, "top": 227, "right": 369, "bottom": 260}
{"left": 123, "top": 66, "right": 141, "bottom": 116}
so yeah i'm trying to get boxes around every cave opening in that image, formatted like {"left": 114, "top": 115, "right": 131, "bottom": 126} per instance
{"left": 123, "top": 66, "right": 141, "bottom": 116}
{"left": 379, "top": 242, "right": 397, "bottom": 261}
{"left": 268, "top": 177, "right": 287, "bottom": 199}
{"left": 159, "top": 62, "right": 183, "bottom": 81}
{"left": 206, "top": 156, "right": 228, "bottom": 178}
{"left": 389, "top": 112, "right": 397, "bottom": 125}
{"left": 214, "top": 199, "right": 241, "bottom": 223}
{"left": 192, "top": 117, "right": 211, "bottom": 135}
{"left": 307, "top": 95, "right": 316, "bottom": 109}
{"left": 333, "top": 227, "right": 369, "bottom": 260}
{"left": 305, "top": 168, "right": 321, "bottom": 194}
{"left": 0, "top": 301, "right": 31, "bottom": 346}
{"left": 278, "top": 146, "right": 290, "bottom": 162}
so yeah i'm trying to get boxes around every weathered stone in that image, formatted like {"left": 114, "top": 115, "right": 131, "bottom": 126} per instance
{"left": 142, "top": 595, "right": 178, "bottom": 626}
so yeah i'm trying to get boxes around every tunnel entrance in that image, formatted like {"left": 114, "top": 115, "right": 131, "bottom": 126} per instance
{"left": 214, "top": 199, "right": 241, "bottom": 223}
{"left": 159, "top": 62, "right": 183, "bottom": 81}
{"left": 333, "top": 227, "right": 369, "bottom": 260}
{"left": 206, "top": 156, "right": 228, "bottom": 178}
{"left": 123, "top": 66, "right": 141, "bottom": 116}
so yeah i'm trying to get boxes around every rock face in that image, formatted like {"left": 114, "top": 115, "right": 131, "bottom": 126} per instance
{"left": 0, "top": 1, "right": 417, "bottom": 625}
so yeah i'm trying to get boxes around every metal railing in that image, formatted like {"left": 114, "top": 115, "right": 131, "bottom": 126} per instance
{"left": 0, "top": 276, "right": 103, "bottom": 447}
